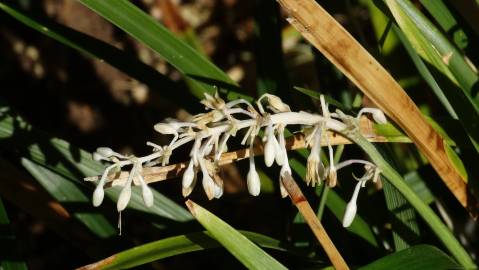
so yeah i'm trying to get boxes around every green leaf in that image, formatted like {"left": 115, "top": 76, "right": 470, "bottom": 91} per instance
{"left": 403, "top": 171, "right": 434, "bottom": 205}
{"left": 418, "top": 0, "right": 468, "bottom": 49}
{"left": 359, "top": 245, "right": 463, "bottom": 270}
{"left": 384, "top": 0, "right": 479, "bottom": 149}
{"left": 77, "top": 0, "right": 240, "bottom": 99}
{"left": 0, "top": 197, "right": 28, "bottom": 270}
{"left": 21, "top": 158, "right": 116, "bottom": 238}
{"left": 444, "top": 143, "right": 468, "bottom": 182}
{"left": 186, "top": 200, "right": 287, "bottom": 270}
{"left": 392, "top": 23, "right": 456, "bottom": 118}
{"left": 82, "top": 231, "right": 288, "bottom": 270}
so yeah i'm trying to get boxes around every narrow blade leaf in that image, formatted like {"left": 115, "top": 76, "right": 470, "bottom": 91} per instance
{"left": 186, "top": 200, "right": 287, "bottom": 270}
{"left": 78, "top": 231, "right": 288, "bottom": 270}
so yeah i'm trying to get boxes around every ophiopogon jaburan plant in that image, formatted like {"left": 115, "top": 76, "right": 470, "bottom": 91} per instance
{"left": 2, "top": 0, "right": 479, "bottom": 269}
{"left": 85, "top": 92, "right": 473, "bottom": 270}
{"left": 88, "top": 92, "right": 384, "bottom": 223}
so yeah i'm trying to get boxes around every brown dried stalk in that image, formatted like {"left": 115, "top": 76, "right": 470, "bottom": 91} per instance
{"left": 276, "top": 0, "right": 477, "bottom": 215}
{"left": 87, "top": 117, "right": 406, "bottom": 188}
{"left": 281, "top": 172, "right": 349, "bottom": 270}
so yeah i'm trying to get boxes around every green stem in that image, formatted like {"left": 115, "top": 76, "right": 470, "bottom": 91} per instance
{"left": 348, "top": 132, "right": 475, "bottom": 269}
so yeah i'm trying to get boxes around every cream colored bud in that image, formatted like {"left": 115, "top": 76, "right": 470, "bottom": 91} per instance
{"left": 202, "top": 174, "right": 216, "bottom": 200}
{"left": 96, "top": 147, "right": 114, "bottom": 157}
{"left": 371, "top": 109, "right": 387, "bottom": 124}
{"left": 117, "top": 185, "right": 132, "bottom": 212}
{"left": 327, "top": 166, "right": 337, "bottom": 187}
{"left": 275, "top": 144, "right": 285, "bottom": 166}
{"left": 182, "top": 174, "right": 197, "bottom": 197}
{"left": 264, "top": 132, "right": 277, "bottom": 167}
{"left": 247, "top": 168, "right": 261, "bottom": 196}
{"left": 182, "top": 161, "right": 195, "bottom": 189}
{"left": 92, "top": 185, "right": 104, "bottom": 207}
{"left": 142, "top": 184, "right": 154, "bottom": 207}
{"left": 266, "top": 94, "right": 290, "bottom": 112}
{"left": 93, "top": 152, "right": 105, "bottom": 161}
{"left": 343, "top": 181, "right": 362, "bottom": 227}
{"left": 153, "top": 123, "right": 176, "bottom": 134}
{"left": 213, "top": 182, "right": 223, "bottom": 199}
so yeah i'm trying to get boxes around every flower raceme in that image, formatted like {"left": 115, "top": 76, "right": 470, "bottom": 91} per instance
{"left": 87, "top": 92, "right": 387, "bottom": 227}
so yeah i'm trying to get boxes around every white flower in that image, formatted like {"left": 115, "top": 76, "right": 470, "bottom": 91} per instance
{"left": 117, "top": 184, "right": 132, "bottom": 212}
{"left": 357, "top": 108, "right": 388, "bottom": 124}
{"left": 182, "top": 173, "right": 197, "bottom": 197}
{"left": 92, "top": 185, "right": 105, "bottom": 207}
{"left": 92, "top": 164, "right": 118, "bottom": 207}
{"left": 138, "top": 174, "right": 154, "bottom": 208}
{"left": 263, "top": 123, "right": 277, "bottom": 167}
{"left": 182, "top": 160, "right": 195, "bottom": 189}
{"left": 343, "top": 181, "right": 362, "bottom": 227}
{"left": 247, "top": 146, "right": 261, "bottom": 196}
{"left": 93, "top": 152, "right": 106, "bottom": 161}
{"left": 202, "top": 173, "right": 216, "bottom": 200}
{"left": 117, "top": 162, "right": 140, "bottom": 212}
{"left": 96, "top": 147, "right": 114, "bottom": 158}
{"left": 198, "top": 158, "right": 216, "bottom": 200}
{"left": 275, "top": 125, "right": 286, "bottom": 166}
{"left": 247, "top": 169, "right": 261, "bottom": 196}
{"left": 305, "top": 127, "right": 325, "bottom": 186}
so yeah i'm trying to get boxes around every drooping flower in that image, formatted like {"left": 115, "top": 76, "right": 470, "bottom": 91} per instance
{"left": 357, "top": 108, "right": 388, "bottom": 124}
{"left": 247, "top": 141, "right": 261, "bottom": 196}
{"left": 263, "top": 122, "right": 278, "bottom": 167}
{"left": 117, "top": 162, "right": 141, "bottom": 212}
{"left": 306, "top": 126, "right": 325, "bottom": 186}
{"left": 137, "top": 173, "right": 154, "bottom": 208}
{"left": 342, "top": 181, "right": 362, "bottom": 227}
{"left": 182, "top": 160, "right": 196, "bottom": 190}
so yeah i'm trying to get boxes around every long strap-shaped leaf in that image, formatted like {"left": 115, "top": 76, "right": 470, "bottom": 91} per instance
{"left": 186, "top": 200, "right": 287, "bottom": 270}
{"left": 77, "top": 230, "right": 289, "bottom": 270}
{"left": 276, "top": 0, "right": 476, "bottom": 215}
{"left": 77, "top": 0, "right": 238, "bottom": 99}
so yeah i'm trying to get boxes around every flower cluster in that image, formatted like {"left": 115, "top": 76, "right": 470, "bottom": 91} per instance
{"left": 87, "top": 92, "right": 386, "bottom": 227}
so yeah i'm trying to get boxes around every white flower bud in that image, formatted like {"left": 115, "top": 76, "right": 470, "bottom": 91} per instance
{"left": 358, "top": 108, "right": 388, "bottom": 124}
{"left": 182, "top": 161, "right": 195, "bottom": 189}
{"left": 343, "top": 181, "right": 362, "bottom": 227}
{"left": 142, "top": 184, "right": 154, "bottom": 208}
{"left": 182, "top": 173, "right": 197, "bottom": 197}
{"left": 371, "top": 109, "right": 387, "bottom": 124}
{"left": 327, "top": 166, "right": 337, "bottom": 187}
{"left": 117, "top": 185, "right": 132, "bottom": 212}
{"left": 247, "top": 168, "right": 261, "bottom": 196}
{"left": 275, "top": 148, "right": 285, "bottom": 166}
{"left": 153, "top": 123, "right": 177, "bottom": 134}
{"left": 93, "top": 152, "right": 105, "bottom": 161}
{"left": 266, "top": 94, "right": 290, "bottom": 112}
{"left": 264, "top": 130, "right": 277, "bottom": 167}
{"left": 92, "top": 185, "right": 104, "bottom": 207}
{"left": 201, "top": 172, "right": 216, "bottom": 200}
{"left": 96, "top": 147, "right": 114, "bottom": 158}
{"left": 279, "top": 163, "right": 292, "bottom": 198}
{"left": 213, "top": 182, "right": 223, "bottom": 199}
